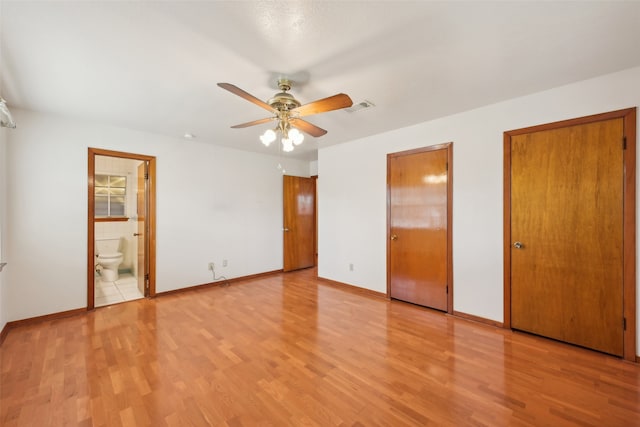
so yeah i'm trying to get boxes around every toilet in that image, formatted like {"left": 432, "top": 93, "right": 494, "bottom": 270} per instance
{"left": 95, "top": 238, "right": 124, "bottom": 282}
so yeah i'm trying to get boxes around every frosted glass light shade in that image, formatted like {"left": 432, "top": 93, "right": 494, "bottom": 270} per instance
{"left": 260, "top": 129, "right": 276, "bottom": 146}
{"left": 282, "top": 138, "right": 294, "bottom": 152}
{"left": 289, "top": 128, "right": 304, "bottom": 145}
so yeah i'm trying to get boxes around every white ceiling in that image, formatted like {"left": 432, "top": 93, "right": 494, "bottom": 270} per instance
{"left": 2, "top": 1, "right": 640, "bottom": 161}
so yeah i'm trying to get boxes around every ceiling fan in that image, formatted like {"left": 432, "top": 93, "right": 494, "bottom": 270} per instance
{"left": 0, "top": 97, "right": 16, "bottom": 129}
{"left": 217, "top": 78, "right": 353, "bottom": 152}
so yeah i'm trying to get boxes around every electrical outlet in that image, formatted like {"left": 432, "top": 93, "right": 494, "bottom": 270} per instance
{"left": 223, "top": 259, "right": 228, "bottom": 267}
{"left": 349, "top": 263, "right": 354, "bottom": 271}
{"left": 208, "top": 262, "right": 214, "bottom": 271}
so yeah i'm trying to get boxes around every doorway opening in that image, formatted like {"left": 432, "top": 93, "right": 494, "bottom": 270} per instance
{"left": 87, "top": 148, "right": 156, "bottom": 309}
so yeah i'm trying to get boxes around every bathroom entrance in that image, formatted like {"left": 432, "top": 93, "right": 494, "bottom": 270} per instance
{"left": 87, "top": 148, "right": 156, "bottom": 309}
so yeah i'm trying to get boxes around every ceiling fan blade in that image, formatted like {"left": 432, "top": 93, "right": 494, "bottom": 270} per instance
{"left": 292, "top": 93, "right": 353, "bottom": 117}
{"left": 217, "top": 83, "right": 276, "bottom": 113}
{"left": 230, "top": 117, "right": 276, "bottom": 129}
{"left": 290, "top": 118, "right": 327, "bottom": 137}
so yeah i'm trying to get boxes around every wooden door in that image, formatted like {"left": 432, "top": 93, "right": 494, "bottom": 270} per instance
{"left": 137, "top": 162, "right": 146, "bottom": 296}
{"left": 283, "top": 175, "right": 315, "bottom": 272}
{"left": 388, "top": 145, "right": 451, "bottom": 311}
{"left": 510, "top": 119, "right": 624, "bottom": 356}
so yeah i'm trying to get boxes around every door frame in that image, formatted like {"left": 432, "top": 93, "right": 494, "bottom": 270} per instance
{"left": 87, "top": 148, "right": 157, "bottom": 309}
{"left": 312, "top": 175, "right": 318, "bottom": 267}
{"left": 386, "top": 142, "right": 454, "bottom": 313}
{"left": 503, "top": 108, "right": 636, "bottom": 361}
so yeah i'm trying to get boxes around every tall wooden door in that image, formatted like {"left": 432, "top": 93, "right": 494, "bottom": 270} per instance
{"left": 283, "top": 175, "right": 315, "bottom": 272}
{"left": 136, "top": 162, "right": 147, "bottom": 296}
{"left": 509, "top": 119, "right": 625, "bottom": 356}
{"left": 388, "top": 144, "right": 451, "bottom": 311}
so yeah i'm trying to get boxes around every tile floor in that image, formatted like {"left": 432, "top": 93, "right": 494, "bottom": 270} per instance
{"left": 95, "top": 273, "right": 144, "bottom": 307}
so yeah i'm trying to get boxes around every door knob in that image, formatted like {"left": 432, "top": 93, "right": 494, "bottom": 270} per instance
{"left": 390, "top": 234, "right": 398, "bottom": 241}
{"left": 513, "top": 241, "right": 523, "bottom": 249}
{"left": 283, "top": 228, "right": 290, "bottom": 232}
{"left": 134, "top": 233, "right": 142, "bottom": 236}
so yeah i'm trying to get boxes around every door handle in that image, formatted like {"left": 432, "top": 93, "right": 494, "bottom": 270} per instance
{"left": 283, "top": 228, "right": 290, "bottom": 232}
{"left": 134, "top": 233, "right": 142, "bottom": 236}
{"left": 513, "top": 241, "right": 523, "bottom": 249}
{"left": 390, "top": 234, "right": 398, "bottom": 241}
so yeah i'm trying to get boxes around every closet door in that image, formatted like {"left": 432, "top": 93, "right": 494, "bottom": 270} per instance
{"left": 509, "top": 118, "right": 624, "bottom": 356}
{"left": 388, "top": 145, "right": 451, "bottom": 311}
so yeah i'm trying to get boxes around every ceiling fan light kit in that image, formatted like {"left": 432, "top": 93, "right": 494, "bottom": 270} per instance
{"left": 0, "top": 97, "right": 17, "bottom": 129}
{"left": 218, "top": 78, "right": 353, "bottom": 152}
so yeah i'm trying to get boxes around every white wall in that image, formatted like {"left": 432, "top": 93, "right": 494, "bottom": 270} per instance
{"left": 318, "top": 65, "right": 640, "bottom": 347}
{"left": 0, "top": 126, "right": 7, "bottom": 333}
{"left": 5, "top": 110, "right": 309, "bottom": 321}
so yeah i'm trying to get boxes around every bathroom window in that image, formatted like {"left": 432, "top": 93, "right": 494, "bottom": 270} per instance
{"left": 95, "top": 174, "right": 126, "bottom": 218}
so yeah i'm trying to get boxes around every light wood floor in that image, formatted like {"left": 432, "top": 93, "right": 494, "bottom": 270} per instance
{"left": 1, "top": 269, "right": 639, "bottom": 426}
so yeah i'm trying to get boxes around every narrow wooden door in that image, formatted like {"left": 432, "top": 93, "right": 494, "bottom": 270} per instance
{"left": 283, "top": 175, "right": 315, "bottom": 272}
{"left": 136, "top": 162, "right": 146, "bottom": 296}
{"left": 388, "top": 146, "right": 450, "bottom": 311}
{"left": 510, "top": 119, "right": 624, "bottom": 356}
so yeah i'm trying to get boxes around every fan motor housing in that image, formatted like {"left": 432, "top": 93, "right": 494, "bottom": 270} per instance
{"left": 268, "top": 92, "right": 301, "bottom": 111}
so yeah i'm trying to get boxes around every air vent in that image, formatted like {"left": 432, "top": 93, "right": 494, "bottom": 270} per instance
{"left": 345, "top": 100, "right": 375, "bottom": 113}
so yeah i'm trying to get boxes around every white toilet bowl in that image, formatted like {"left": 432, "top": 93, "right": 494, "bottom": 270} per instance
{"left": 96, "top": 252, "right": 124, "bottom": 282}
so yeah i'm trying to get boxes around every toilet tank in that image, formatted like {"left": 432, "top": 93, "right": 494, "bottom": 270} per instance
{"left": 96, "top": 238, "right": 121, "bottom": 255}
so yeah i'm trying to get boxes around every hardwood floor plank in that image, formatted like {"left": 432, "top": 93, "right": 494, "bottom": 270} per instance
{"left": 1, "top": 268, "right": 639, "bottom": 426}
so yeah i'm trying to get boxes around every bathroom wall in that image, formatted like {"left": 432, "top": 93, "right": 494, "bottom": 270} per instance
{"left": 4, "top": 110, "right": 310, "bottom": 321}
